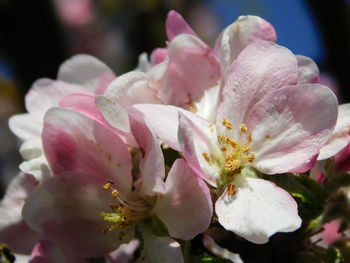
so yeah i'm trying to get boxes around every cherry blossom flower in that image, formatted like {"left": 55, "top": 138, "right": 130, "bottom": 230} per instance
{"left": 8, "top": 55, "right": 116, "bottom": 181}
{"left": 96, "top": 11, "right": 276, "bottom": 134}
{"left": 9, "top": 54, "right": 115, "bottom": 141}
{"left": 22, "top": 108, "right": 212, "bottom": 261}
{"left": 134, "top": 40, "right": 338, "bottom": 243}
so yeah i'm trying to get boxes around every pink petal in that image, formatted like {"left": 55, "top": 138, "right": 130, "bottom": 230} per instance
{"left": 9, "top": 79, "right": 88, "bottom": 140}
{"left": 178, "top": 113, "right": 219, "bottom": 186}
{"left": 25, "top": 79, "right": 89, "bottom": 114}
{"left": 215, "top": 16, "right": 277, "bottom": 75}
{"left": 133, "top": 104, "right": 211, "bottom": 151}
{"left": 57, "top": 54, "right": 115, "bottom": 92}
{"left": 95, "top": 96, "right": 131, "bottom": 134}
{"left": 296, "top": 55, "right": 319, "bottom": 84}
{"left": 0, "top": 173, "right": 42, "bottom": 254}
{"left": 215, "top": 177, "right": 301, "bottom": 244}
{"left": 193, "top": 84, "right": 221, "bottom": 123}
{"left": 154, "top": 159, "right": 212, "bottom": 240}
{"left": 217, "top": 41, "right": 298, "bottom": 136}
{"left": 96, "top": 71, "right": 161, "bottom": 135}
{"left": 23, "top": 172, "right": 133, "bottom": 257}
{"left": 128, "top": 108, "right": 166, "bottom": 195}
{"left": 42, "top": 108, "right": 132, "bottom": 196}
{"left": 150, "top": 48, "right": 168, "bottom": 65}
{"left": 141, "top": 226, "right": 184, "bottom": 263}
{"left": 319, "top": 103, "right": 350, "bottom": 160}
{"left": 29, "top": 240, "right": 88, "bottom": 263}
{"left": 166, "top": 10, "right": 196, "bottom": 41}
{"left": 149, "top": 34, "right": 221, "bottom": 108}
{"left": 103, "top": 71, "right": 160, "bottom": 107}
{"left": 60, "top": 93, "right": 135, "bottom": 145}
{"left": 59, "top": 93, "right": 106, "bottom": 125}
{"left": 246, "top": 84, "right": 338, "bottom": 174}
{"left": 95, "top": 72, "right": 116, "bottom": 95}
{"left": 311, "top": 220, "right": 341, "bottom": 248}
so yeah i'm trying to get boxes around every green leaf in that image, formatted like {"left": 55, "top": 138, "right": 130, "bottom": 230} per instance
{"left": 326, "top": 247, "right": 344, "bottom": 263}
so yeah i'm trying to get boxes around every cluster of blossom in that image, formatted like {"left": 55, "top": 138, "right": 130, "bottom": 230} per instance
{"left": 1, "top": 10, "right": 350, "bottom": 263}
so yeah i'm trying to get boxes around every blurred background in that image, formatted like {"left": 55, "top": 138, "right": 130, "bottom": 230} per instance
{"left": 0, "top": 0, "right": 349, "bottom": 197}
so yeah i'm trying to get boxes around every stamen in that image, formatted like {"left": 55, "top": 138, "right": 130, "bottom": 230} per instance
{"left": 220, "top": 146, "right": 227, "bottom": 152}
{"left": 202, "top": 152, "right": 211, "bottom": 163}
{"left": 227, "top": 184, "right": 236, "bottom": 195}
{"left": 248, "top": 134, "right": 253, "bottom": 143}
{"left": 240, "top": 124, "right": 248, "bottom": 133}
{"left": 100, "top": 180, "right": 151, "bottom": 234}
{"left": 218, "top": 133, "right": 226, "bottom": 143}
{"left": 225, "top": 138, "right": 238, "bottom": 149}
{"left": 226, "top": 157, "right": 241, "bottom": 171}
{"left": 103, "top": 182, "right": 112, "bottom": 190}
{"left": 246, "top": 152, "right": 256, "bottom": 162}
{"left": 111, "top": 189, "right": 119, "bottom": 198}
{"left": 242, "top": 145, "right": 250, "bottom": 152}
{"left": 222, "top": 118, "right": 233, "bottom": 130}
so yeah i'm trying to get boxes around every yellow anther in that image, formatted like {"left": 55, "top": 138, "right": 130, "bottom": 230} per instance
{"left": 202, "top": 152, "right": 211, "bottom": 163}
{"left": 246, "top": 152, "right": 256, "bottom": 162}
{"left": 103, "top": 183, "right": 112, "bottom": 190}
{"left": 242, "top": 145, "right": 250, "bottom": 152}
{"left": 225, "top": 138, "right": 238, "bottom": 148}
{"left": 218, "top": 133, "right": 226, "bottom": 143}
{"left": 222, "top": 118, "right": 233, "bottom": 130}
{"left": 248, "top": 134, "right": 253, "bottom": 143}
{"left": 220, "top": 146, "right": 227, "bottom": 152}
{"left": 226, "top": 158, "right": 241, "bottom": 171}
{"left": 240, "top": 124, "right": 248, "bottom": 133}
{"left": 227, "top": 184, "right": 236, "bottom": 195}
{"left": 111, "top": 189, "right": 119, "bottom": 198}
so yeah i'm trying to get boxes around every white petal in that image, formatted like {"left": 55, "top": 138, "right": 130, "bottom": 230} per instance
{"left": 296, "top": 55, "right": 319, "bottom": 84}
{"left": 215, "top": 177, "right": 301, "bottom": 244}
{"left": 141, "top": 226, "right": 184, "bottom": 263}
{"left": 58, "top": 54, "right": 114, "bottom": 92}
{"left": 319, "top": 103, "right": 350, "bottom": 160}
{"left": 0, "top": 173, "right": 42, "bottom": 254}
{"left": 19, "top": 138, "right": 51, "bottom": 181}
{"left": 203, "top": 235, "right": 244, "bottom": 263}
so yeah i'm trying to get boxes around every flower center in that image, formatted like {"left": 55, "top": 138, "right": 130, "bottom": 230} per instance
{"left": 218, "top": 118, "right": 255, "bottom": 173}
{"left": 202, "top": 118, "right": 256, "bottom": 195}
{"left": 100, "top": 181, "right": 151, "bottom": 238}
